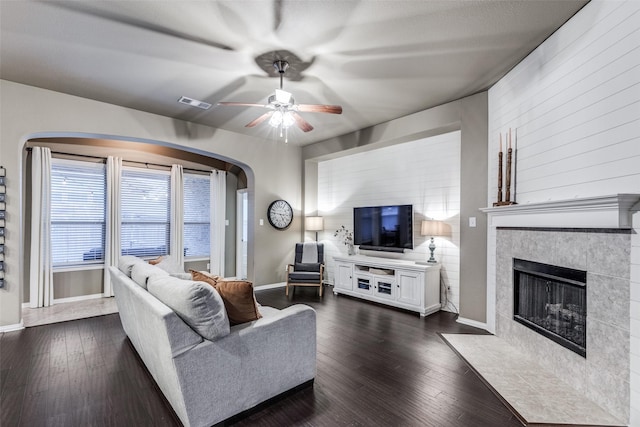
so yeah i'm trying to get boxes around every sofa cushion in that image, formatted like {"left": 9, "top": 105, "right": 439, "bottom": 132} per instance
{"left": 147, "top": 275, "right": 230, "bottom": 341}
{"left": 118, "top": 255, "right": 143, "bottom": 277}
{"left": 214, "top": 280, "right": 262, "bottom": 325}
{"left": 131, "top": 262, "right": 169, "bottom": 289}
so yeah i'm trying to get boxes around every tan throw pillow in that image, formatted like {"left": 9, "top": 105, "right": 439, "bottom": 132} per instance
{"left": 148, "top": 256, "right": 163, "bottom": 265}
{"left": 213, "top": 280, "right": 262, "bottom": 325}
{"left": 190, "top": 270, "right": 221, "bottom": 288}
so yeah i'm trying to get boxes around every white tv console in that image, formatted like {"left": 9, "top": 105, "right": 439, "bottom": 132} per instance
{"left": 333, "top": 255, "right": 441, "bottom": 316}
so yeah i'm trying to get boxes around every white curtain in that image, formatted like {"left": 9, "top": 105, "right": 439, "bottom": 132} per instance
{"left": 30, "top": 147, "right": 53, "bottom": 308}
{"left": 210, "top": 170, "right": 226, "bottom": 276}
{"left": 103, "top": 156, "right": 122, "bottom": 297}
{"left": 170, "top": 165, "right": 184, "bottom": 269}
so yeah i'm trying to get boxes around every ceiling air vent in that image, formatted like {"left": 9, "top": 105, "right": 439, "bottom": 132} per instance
{"left": 178, "top": 96, "right": 211, "bottom": 110}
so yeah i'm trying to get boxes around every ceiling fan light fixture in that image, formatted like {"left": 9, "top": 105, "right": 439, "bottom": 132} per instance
{"left": 269, "top": 110, "right": 283, "bottom": 127}
{"left": 269, "top": 110, "right": 295, "bottom": 129}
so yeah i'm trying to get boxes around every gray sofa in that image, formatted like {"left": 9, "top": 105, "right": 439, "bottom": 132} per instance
{"left": 109, "top": 256, "right": 316, "bottom": 427}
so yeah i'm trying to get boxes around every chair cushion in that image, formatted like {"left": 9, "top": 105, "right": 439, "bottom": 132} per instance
{"left": 294, "top": 262, "right": 321, "bottom": 272}
{"left": 214, "top": 280, "right": 262, "bottom": 325}
{"left": 147, "top": 275, "right": 230, "bottom": 341}
{"left": 288, "top": 271, "right": 321, "bottom": 283}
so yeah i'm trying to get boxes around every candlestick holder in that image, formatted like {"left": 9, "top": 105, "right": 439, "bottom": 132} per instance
{"left": 493, "top": 131, "right": 518, "bottom": 207}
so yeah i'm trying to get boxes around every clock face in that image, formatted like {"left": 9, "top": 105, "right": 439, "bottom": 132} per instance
{"left": 267, "top": 199, "right": 293, "bottom": 230}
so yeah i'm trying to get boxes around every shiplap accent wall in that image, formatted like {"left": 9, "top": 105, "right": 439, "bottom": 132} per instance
{"left": 317, "top": 131, "right": 461, "bottom": 312}
{"left": 488, "top": 1, "right": 640, "bottom": 424}
{"left": 488, "top": 0, "right": 639, "bottom": 205}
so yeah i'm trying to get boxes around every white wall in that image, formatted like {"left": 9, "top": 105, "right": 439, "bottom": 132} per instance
{"left": 0, "top": 80, "right": 303, "bottom": 329}
{"left": 317, "top": 131, "right": 461, "bottom": 312}
{"left": 487, "top": 0, "right": 640, "bottom": 423}
{"left": 632, "top": 206, "right": 640, "bottom": 426}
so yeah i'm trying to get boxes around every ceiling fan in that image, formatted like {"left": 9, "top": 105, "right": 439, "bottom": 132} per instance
{"left": 217, "top": 60, "right": 342, "bottom": 141}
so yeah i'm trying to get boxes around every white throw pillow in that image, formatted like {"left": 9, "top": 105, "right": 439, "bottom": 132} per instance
{"left": 155, "top": 256, "right": 186, "bottom": 275}
{"left": 147, "top": 275, "right": 230, "bottom": 341}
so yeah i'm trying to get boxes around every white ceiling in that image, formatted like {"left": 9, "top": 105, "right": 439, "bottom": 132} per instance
{"left": 0, "top": 0, "right": 588, "bottom": 146}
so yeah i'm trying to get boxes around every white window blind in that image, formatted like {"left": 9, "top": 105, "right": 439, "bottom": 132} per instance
{"left": 51, "top": 159, "right": 106, "bottom": 267}
{"left": 120, "top": 168, "right": 170, "bottom": 258}
{"left": 183, "top": 173, "right": 210, "bottom": 258}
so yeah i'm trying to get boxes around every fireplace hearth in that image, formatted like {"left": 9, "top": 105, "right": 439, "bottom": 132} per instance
{"left": 513, "top": 258, "right": 587, "bottom": 357}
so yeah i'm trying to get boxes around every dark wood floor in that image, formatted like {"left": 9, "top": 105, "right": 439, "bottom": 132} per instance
{"left": 1, "top": 286, "right": 521, "bottom": 427}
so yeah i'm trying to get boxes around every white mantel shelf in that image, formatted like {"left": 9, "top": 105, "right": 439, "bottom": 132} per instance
{"left": 480, "top": 194, "right": 640, "bottom": 229}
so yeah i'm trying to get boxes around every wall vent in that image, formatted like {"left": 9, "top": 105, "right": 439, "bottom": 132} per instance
{"left": 178, "top": 96, "right": 211, "bottom": 110}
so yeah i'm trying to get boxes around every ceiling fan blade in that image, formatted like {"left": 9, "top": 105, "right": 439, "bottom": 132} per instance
{"left": 297, "top": 104, "right": 343, "bottom": 114}
{"left": 218, "top": 102, "right": 266, "bottom": 108}
{"left": 245, "top": 112, "right": 273, "bottom": 128}
{"left": 292, "top": 112, "right": 314, "bottom": 132}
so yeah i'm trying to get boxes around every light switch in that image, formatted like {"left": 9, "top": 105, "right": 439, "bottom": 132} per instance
{"left": 259, "top": 219, "right": 264, "bottom": 226}
{"left": 469, "top": 217, "right": 477, "bottom": 227}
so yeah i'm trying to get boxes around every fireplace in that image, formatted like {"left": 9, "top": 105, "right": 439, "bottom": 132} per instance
{"left": 513, "top": 258, "right": 587, "bottom": 357}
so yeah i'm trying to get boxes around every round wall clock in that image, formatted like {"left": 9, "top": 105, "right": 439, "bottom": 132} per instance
{"left": 267, "top": 199, "right": 293, "bottom": 230}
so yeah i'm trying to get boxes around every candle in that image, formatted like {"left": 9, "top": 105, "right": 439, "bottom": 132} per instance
{"left": 499, "top": 133, "right": 502, "bottom": 152}
{"left": 508, "top": 128, "right": 512, "bottom": 150}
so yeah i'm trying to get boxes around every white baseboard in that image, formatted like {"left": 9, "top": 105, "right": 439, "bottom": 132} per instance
{"left": 255, "top": 282, "right": 286, "bottom": 291}
{"left": 0, "top": 321, "right": 25, "bottom": 333}
{"left": 456, "top": 316, "right": 489, "bottom": 332}
{"left": 54, "top": 293, "right": 104, "bottom": 305}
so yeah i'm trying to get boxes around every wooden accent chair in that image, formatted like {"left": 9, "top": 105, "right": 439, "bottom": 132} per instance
{"left": 286, "top": 242, "right": 325, "bottom": 297}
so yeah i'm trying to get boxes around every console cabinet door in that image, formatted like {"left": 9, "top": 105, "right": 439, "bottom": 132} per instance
{"left": 396, "top": 271, "right": 423, "bottom": 307}
{"left": 336, "top": 263, "right": 353, "bottom": 291}
{"left": 354, "top": 274, "right": 373, "bottom": 295}
{"left": 374, "top": 277, "right": 395, "bottom": 301}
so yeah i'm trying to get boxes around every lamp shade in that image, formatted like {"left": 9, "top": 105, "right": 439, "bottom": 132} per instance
{"left": 305, "top": 216, "right": 324, "bottom": 231}
{"left": 421, "top": 220, "right": 444, "bottom": 237}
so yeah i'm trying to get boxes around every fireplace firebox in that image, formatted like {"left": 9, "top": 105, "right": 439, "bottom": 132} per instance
{"left": 513, "top": 258, "right": 587, "bottom": 357}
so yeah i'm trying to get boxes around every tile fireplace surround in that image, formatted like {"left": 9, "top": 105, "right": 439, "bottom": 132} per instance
{"left": 482, "top": 194, "right": 640, "bottom": 424}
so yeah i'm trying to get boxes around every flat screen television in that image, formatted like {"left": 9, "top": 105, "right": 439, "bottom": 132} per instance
{"left": 353, "top": 204, "right": 413, "bottom": 253}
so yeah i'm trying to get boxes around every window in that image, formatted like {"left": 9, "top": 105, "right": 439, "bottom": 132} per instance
{"left": 183, "top": 173, "right": 210, "bottom": 258}
{"left": 120, "top": 168, "right": 170, "bottom": 258}
{"left": 51, "top": 159, "right": 106, "bottom": 267}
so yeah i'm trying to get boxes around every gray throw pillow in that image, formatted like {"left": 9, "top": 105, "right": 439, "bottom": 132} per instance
{"left": 118, "top": 255, "right": 143, "bottom": 277}
{"left": 131, "top": 262, "right": 169, "bottom": 289}
{"left": 147, "top": 275, "right": 230, "bottom": 341}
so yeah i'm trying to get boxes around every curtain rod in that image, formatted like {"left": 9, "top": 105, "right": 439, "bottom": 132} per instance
{"left": 26, "top": 147, "right": 217, "bottom": 174}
